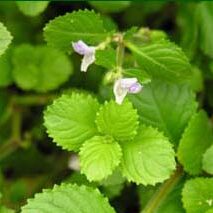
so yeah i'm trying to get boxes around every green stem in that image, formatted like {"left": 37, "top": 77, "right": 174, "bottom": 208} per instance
{"left": 116, "top": 33, "right": 124, "bottom": 75}
{"left": 0, "top": 107, "right": 22, "bottom": 162}
{"left": 11, "top": 94, "right": 56, "bottom": 106}
{"left": 142, "top": 166, "right": 184, "bottom": 213}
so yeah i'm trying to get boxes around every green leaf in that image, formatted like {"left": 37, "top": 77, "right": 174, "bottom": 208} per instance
{"left": 12, "top": 44, "right": 72, "bottom": 92}
{"left": 0, "top": 206, "right": 14, "bottom": 213}
{"left": 89, "top": 1, "right": 131, "bottom": 13}
{"left": 182, "top": 178, "right": 213, "bottom": 213}
{"left": 44, "top": 10, "right": 108, "bottom": 52}
{"left": 197, "top": 2, "right": 213, "bottom": 58}
{"left": 80, "top": 136, "right": 122, "bottom": 181}
{"left": 95, "top": 48, "right": 116, "bottom": 69}
{"left": 177, "top": 4, "right": 198, "bottom": 60}
{"left": 0, "top": 48, "right": 13, "bottom": 87}
{"left": 203, "top": 144, "right": 213, "bottom": 175}
{"left": 0, "top": 22, "right": 12, "bottom": 57}
{"left": 21, "top": 184, "right": 116, "bottom": 213}
{"left": 125, "top": 39, "right": 192, "bottom": 83}
{"left": 121, "top": 125, "right": 176, "bottom": 185}
{"left": 44, "top": 93, "right": 100, "bottom": 151}
{"left": 123, "top": 68, "right": 151, "bottom": 84}
{"left": 129, "top": 80, "right": 197, "bottom": 145}
{"left": 96, "top": 100, "right": 139, "bottom": 141}
{"left": 16, "top": 1, "right": 49, "bottom": 17}
{"left": 177, "top": 111, "right": 213, "bottom": 175}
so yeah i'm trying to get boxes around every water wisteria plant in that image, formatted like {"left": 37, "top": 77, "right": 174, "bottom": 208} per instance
{"left": 0, "top": 2, "right": 213, "bottom": 213}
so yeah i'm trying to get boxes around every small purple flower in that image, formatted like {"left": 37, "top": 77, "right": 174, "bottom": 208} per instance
{"left": 113, "top": 78, "right": 143, "bottom": 104}
{"left": 72, "top": 40, "right": 95, "bottom": 72}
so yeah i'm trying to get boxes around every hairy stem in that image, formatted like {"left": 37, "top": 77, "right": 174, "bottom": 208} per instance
{"left": 142, "top": 166, "right": 184, "bottom": 213}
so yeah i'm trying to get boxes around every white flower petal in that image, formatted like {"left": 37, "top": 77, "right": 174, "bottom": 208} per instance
{"left": 113, "top": 79, "right": 128, "bottom": 105}
{"left": 81, "top": 52, "right": 95, "bottom": 72}
{"left": 120, "top": 78, "right": 138, "bottom": 88}
{"left": 72, "top": 40, "right": 91, "bottom": 55}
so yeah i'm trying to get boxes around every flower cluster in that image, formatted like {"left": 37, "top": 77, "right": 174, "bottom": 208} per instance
{"left": 72, "top": 40, "right": 143, "bottom": 104}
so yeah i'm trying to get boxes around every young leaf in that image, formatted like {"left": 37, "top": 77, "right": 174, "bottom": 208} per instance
{"left": 0, "top": 22, "right": 12, "bottom": 57}
{"left": 197, "top": 2, "right": 213, "bottom": 58}
{"left": 79, "top": 136, "right": 122, "bottom": 181}
{"left": 44, "top": 93, "right": 100, "bottom": 151}
{"left": 182, "top": 178, "right": 213, "bottom": 213}
{"left": 96, "top": 100, "right": 139, "bottom": 141}
{"left": 16, "top": 1, "right": 49, "bottom": 17}
{"left": 129, "top": 80, "right": 197, "bottom": 145}
{"left": 121, "top": 125, "right": 176, "bottom": 185}
{"left": 203, "top": 145, "right": 213, "bottom": 175}
{"left": 177, "top": 111, "right": 213, "bottom": 175}
{"left": 44, "top": 10, "right": 108, "bottom": 52}
{"left": 125, "top": 39, "right": 192, "bottom": 83}
{"left": 21, "top": 184, "right": 116, "bottom": 213}
{"left": 12, "top": 44, "right": 73, "bottom": 92}
{"left": 95, "top": 48, "right": 116, "bottom": 69}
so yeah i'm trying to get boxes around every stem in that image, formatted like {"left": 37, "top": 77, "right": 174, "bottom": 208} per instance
{"left": 0, "top": 107, "right": 22, "bottom": 162}
{"left": 142, "top": 166, "right": 184, "bottom": 213}
{"left": 11, "top": 94, "right": 56, "bottom": 106}
{"left": 116, "top": 33, "right": 124, "bottom": 73}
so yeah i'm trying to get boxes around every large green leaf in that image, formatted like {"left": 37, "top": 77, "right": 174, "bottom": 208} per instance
{"left": 21, "top": 184, "right": 115, "bottom": 213}
{"left": 197, "top": 2, "right": 213, "bottom": 58}
{"left": 12, "top": 44, "right": 73, "bottom": 92}
{"left": 44, "top": 93, "right": 100, "bottom": 151}
{"left": 203, "top": 144, "right": 213, "bottom": 175}
{"left": 125, "top": 39, "right": 192, "bottom": 83}
{"left": 96, "top": 100, "right": 139, "bottom": 141}
{"left": 16, "top": 1, "right": 49, "bottom": 17}
{"left": 129, "top": 80, "right": 197, "bottom": 145}
{"left": 79, "top": 136, "right": 122, "bottom": 181}
{"left": 121, "top": 125, "right": 176, "bottom": 185}
{"left": 44, "top": 10, "right": 108, "bottom": 52}
{"left": 182, "top": 178, "right": 213, "bottom": 213}
{"left": 177, "top": 111, "right": 213, "bottom": 175}
{"left": 0, "top": 22, "right": 12, "bottom": 57}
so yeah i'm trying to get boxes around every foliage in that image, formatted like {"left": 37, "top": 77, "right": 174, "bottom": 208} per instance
{"left": 0, "top": 2, "right": 213, "bottom": 213}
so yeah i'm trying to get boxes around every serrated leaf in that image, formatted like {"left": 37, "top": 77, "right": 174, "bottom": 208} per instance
{"left": 182, "top": 178, "right": 213, "bottom": 213}
{"left": 12, "top": 44, "right": 72, "bottom": 92}
{"left": 129, "top": 80, "right": 197, "bottom": 145}
{"left": 96, "top": 100, "right": 139, "bottom": 141}
{"left": 125, "top": 39, "right": 192, "bottom": 83}
{"left": 123, "top": 68, "right": 151, "bottom": 84}
{"left": 44, "top": 93, "right": 100, "bottom": 151}
{"left": 177, "top": 110, "right": 213, "bottom": 175}
{"left": 203, "top": 144, "right": 213, "bottom": 175}
{"left": 0, "top": 22, "right": 12, "bottom": 57}
{"left": 21, "top": 183, "right": 116, "bottom": 213}
{"left": 16, "top": 1, "right": 49, "bottom": 17}
{"left": 95, "top": 48, "right": 116, "bottom": 69}
{"left": 90, "top": 1, "right": 131, "bottom": 13}
{"left": 0, "top": 48, "right": 13, "bottom": 87}
{"left": 80, "top": 136, "right": 122, "bottom": 181}
{"left": 197, "top": 2, "right": 213, "bottom": 58}
{"left": 121, "top": 125, "right": 176, "bottom": 185}
{"left": 44, "top": 10, "right": 108, "bottom": 52}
